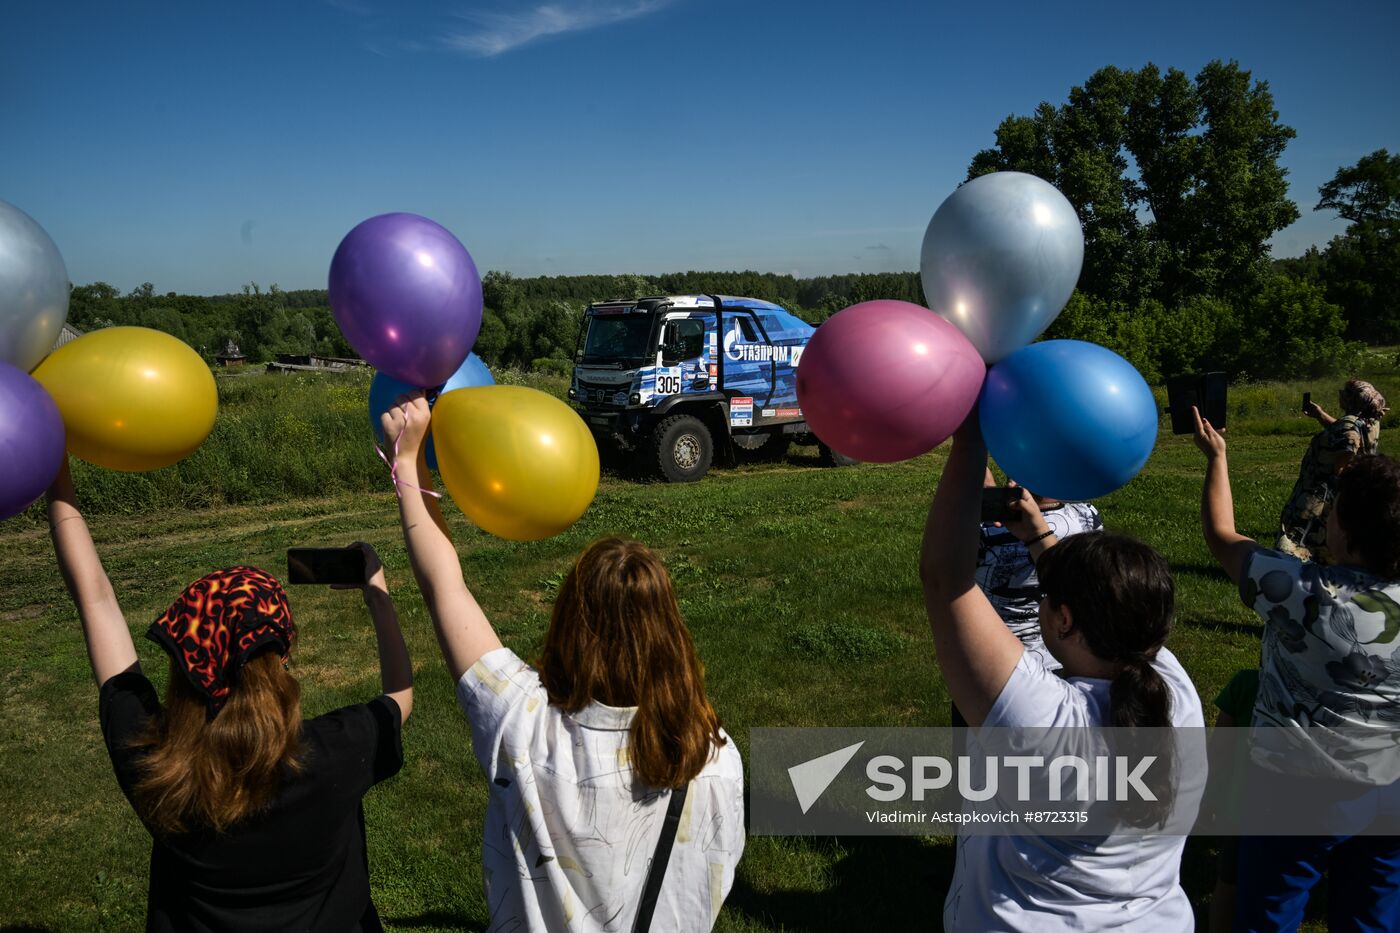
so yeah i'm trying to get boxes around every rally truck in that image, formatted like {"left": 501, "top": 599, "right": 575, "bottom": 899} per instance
{"left": 569, "top": 294, "right": 855, "bottom": 482}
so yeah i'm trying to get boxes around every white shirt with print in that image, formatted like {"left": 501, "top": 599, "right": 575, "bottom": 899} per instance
{"left": 459, "top": 647, "right": 745, "bottom": 932}
{"left": 944, "top": 648, "right": 1205, "bottom": 932}
{"left": 975, "top": 501, "right": 1104, "bottom": 670}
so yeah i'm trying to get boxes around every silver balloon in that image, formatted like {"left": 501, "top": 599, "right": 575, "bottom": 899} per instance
{"left": 0, "top": 200, "right": 69, "bottom": 372}
{"left": 920, "top": 172, "right": 1083, "bottom": 364}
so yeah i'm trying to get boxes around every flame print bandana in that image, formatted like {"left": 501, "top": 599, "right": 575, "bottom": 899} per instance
{"left": 146, "top": 567, "right": 296, "bottom": 718}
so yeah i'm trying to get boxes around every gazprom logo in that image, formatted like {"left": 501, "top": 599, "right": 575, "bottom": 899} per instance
{"left": 724, "top": 320, "right": 795, "bottom": 364}
{"left": 722, "top": 321, "right": 745, "bottom": 362}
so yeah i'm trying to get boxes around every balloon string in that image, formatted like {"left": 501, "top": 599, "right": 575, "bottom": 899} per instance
{"left": 376, "top": 421, "right": 442, "bottom": 499}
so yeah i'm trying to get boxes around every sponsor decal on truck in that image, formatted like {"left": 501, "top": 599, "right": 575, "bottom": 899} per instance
{"left": 655, "top": 366, "right": 683, "bottom": 396}
{"left": 730, "top": 396, "right": 754, "bottom": 427}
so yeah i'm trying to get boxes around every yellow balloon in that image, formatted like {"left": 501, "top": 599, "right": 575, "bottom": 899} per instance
{"left": 32, "top": 326, "right": 218, "bottom": 472}
{"left": 432, "top": 385, "right": 600, "bottom": 541}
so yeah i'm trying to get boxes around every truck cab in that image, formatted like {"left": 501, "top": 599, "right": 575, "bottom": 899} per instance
{"left": 570, "top": 294, "right": 845, "bottom": 481}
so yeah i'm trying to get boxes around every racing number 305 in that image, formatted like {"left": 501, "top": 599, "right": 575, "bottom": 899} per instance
{"left": 655, "top": 369, "right": 683, "bottom": 395}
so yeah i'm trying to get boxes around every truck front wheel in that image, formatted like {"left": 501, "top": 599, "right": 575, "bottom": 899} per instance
{"left": 818, "top": 441, "right": 860, "bottom": 467}
{"left": 652, "top": 414, "right": 713, "bottom": 482}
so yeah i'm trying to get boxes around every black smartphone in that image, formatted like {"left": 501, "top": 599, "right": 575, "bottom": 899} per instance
{"left": 1165, "top": 372, "right": 1228, "bottom": 435}
{"left": 287, "top": 547, "right": 366, "bottom": 586}
{"left": 980, "top": 486, "right": 1024, "bottom": 524}
{"left": 1302, "top": 391, "right": 1311, "bottom": 413}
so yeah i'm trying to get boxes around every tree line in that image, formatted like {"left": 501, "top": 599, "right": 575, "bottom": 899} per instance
{"left": 972, "top": 60, "right": 1397, "bottom": 382}
{"left": 67, "top": 59, "right": 1396, "bottom": 384}
{"left": 65, "top": 271, "right": 925, "bottom": 373}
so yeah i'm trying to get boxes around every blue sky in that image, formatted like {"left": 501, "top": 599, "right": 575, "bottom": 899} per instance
{"left": 3, "top": 0, "right": 1397, "bottom": 295}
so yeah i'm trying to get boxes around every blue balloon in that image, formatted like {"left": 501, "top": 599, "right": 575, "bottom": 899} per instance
{"left": 979, "top": 340, "right": 1157, "bottom": 501}
{"left": 368, "top": 353, "right": 494, "bottom": 470}
{"left": 441, "top": 352, "right": 494, "bottom": 394}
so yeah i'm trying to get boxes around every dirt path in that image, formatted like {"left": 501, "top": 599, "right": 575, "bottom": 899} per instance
{"left": 0, "top": 458, "right": 856, "bottom": 565}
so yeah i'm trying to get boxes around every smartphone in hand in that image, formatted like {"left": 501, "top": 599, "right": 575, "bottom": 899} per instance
{"left": 980, "top": 487, "right": 1024, "bottom": 525}
{"left": 287, "top": 547, "right": 367, "bottom": 586}
{"left": 1302, "top": 391, "right": 1312, "bottom": 413}
{"left": 1166, "top": 372, "right": 1228, "bottom": 435}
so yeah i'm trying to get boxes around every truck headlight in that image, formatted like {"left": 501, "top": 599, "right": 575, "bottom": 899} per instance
{"left": 568, "top": 387, "right": 577, "bottom": 399}
{"left": 629, "top": 393, "right": 640, "bottom": 405}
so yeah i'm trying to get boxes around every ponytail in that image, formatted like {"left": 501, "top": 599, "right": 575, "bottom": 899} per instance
{"left": 1110, "top": 654, "right": 1176, "bottom": 828}
{"left": 1037, "top": 533, "right": 1176, "bottom": 730}
{"left": 1040, "top": 535, "right": 1177, "bottom": 827}
{"left": 1109, "top": 654, "right": 1172, "bottom": 729}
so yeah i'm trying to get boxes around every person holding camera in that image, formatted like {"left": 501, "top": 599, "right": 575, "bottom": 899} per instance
{"left": 1195, "top": 406, "right": 1400, "bottom": 930}
{"left": 46, "top": 460, "right": 413, "bottom": 932}
{"left": 1278, "top": 379, "right": 1386, "bottom": 562}
{"left": 975, "top": 468, "right": 1103, "bottom": 674}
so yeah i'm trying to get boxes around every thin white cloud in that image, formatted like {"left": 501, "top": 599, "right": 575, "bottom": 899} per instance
{"left": 441, "top": 0, "right": 675, "bottom": 57}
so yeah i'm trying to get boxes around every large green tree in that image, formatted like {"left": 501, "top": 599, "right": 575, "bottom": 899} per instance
{"left": 1311, "top": 150, "right": 1400, "bottom": 342}
{"left": 968, "top": 60, "right": 1298, "bottom": 308}
{"left": 1317, "top": 149, "right": 1400, "bottom": 226}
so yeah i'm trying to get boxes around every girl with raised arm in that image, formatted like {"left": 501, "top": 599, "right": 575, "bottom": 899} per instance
{"left": 1195, "top": 406, "right": 1400, "bottom": 931}
{"left": 381, "top": 394, "right": 744, "bottom": 933}
{"left": 47, "top": 461, "right": 412, "bottom": 932}
{"left": 921, "top": 412, "right": 1204, "bottom": 931}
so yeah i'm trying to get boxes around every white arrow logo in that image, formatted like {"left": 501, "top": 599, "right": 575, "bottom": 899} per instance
{"left": 788, "top": 741, "right": 865, "bottom": 814}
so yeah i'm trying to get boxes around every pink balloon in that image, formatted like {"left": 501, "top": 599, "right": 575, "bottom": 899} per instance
{"left": 796, "top": 300, "right": 985, "bottom": 462}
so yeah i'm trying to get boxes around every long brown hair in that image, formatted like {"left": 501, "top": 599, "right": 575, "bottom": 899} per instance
{"left": 131, "top": 651, "right": 304, "bottom": 835}
{"left": 539, "top": 538, "right": 725, "bottom": 789}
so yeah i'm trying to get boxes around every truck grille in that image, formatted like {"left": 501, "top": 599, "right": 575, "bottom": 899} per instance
{"left": 577, "top": 380, "right": 629, "bottom": 407}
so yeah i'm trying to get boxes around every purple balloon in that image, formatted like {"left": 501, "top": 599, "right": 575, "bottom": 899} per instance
{"left": 0, "top": 362, "right": 65, "bottom": 520}
{"left": 329, "top": 213, "right": 483, "bottom": 387}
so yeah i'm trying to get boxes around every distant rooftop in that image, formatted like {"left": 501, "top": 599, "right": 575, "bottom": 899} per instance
{"left": 54, "top": 322, "right": 83, "bottom": 350}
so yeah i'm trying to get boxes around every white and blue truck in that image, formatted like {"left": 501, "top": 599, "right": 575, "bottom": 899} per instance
{"left": 569, "top": 294, "right": 855, "bottom": 481}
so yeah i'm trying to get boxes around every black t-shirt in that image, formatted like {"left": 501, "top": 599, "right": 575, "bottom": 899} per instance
{"left": 99, "top": 669, "right": 403, "bottom": 933}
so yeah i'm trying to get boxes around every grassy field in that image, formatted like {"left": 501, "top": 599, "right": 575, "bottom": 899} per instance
{"left": 3, "top": 354, "right": 1399, "bottom": 931}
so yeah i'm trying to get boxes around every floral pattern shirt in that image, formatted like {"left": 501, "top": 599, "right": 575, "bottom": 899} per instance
{"left": 1242, "top": 548, "right": 1400, "bottom": 784}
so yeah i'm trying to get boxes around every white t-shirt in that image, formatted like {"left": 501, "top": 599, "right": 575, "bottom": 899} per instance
{"left": 944, "top": 648, "right": 1205, "bottom": 932}
{"left": 459, "top": 647, "right": 745, "bottom": 932}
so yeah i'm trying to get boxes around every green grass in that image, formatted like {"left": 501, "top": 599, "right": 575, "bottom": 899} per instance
{"left": 3, "top": 364, "right": 1396, "bottom": 930}
{"left": 11, "top": 368, "right": 570, "bottom": 519}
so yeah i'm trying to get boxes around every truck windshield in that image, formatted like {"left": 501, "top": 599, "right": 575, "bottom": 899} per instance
{"left": 580, "top": 315, "right": 653, "bottom": 365}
